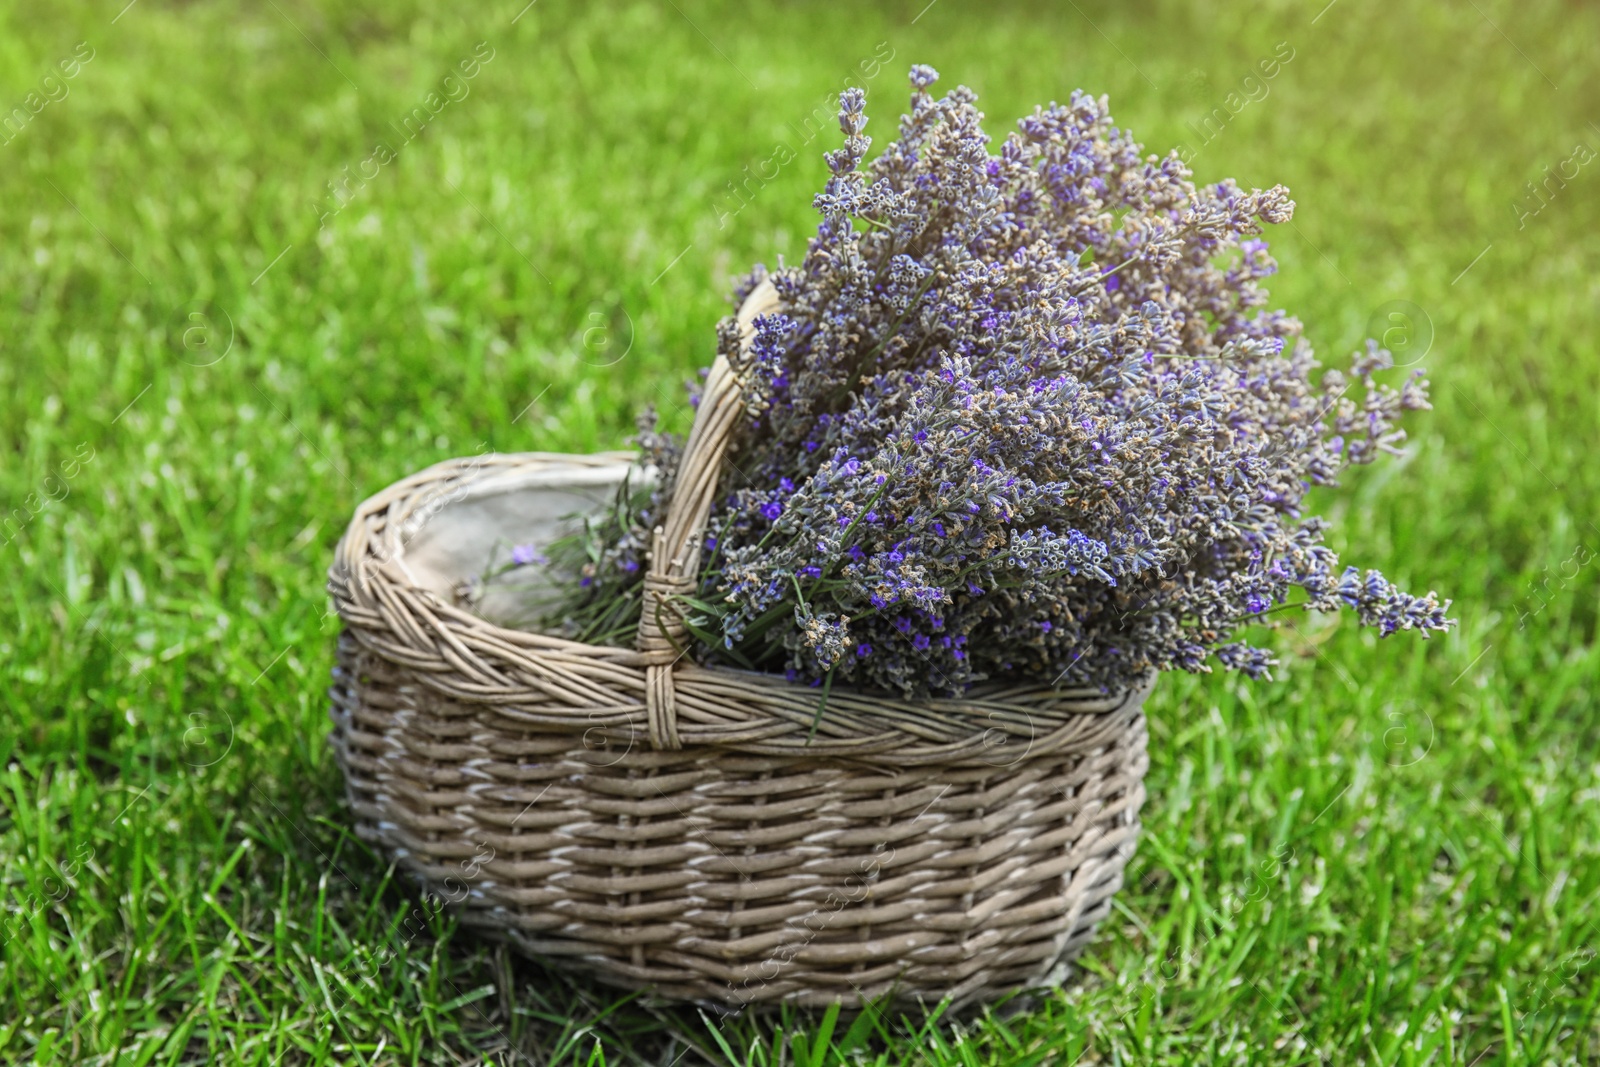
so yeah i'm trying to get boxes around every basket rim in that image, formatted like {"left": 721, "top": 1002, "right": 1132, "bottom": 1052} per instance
{"left": 329, "top": 449, "right": 1154, "bottom": 766}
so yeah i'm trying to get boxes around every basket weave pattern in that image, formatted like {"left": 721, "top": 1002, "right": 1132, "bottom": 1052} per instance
{"left": 327, "top": 283, "right": 1153, "bottom": 1008}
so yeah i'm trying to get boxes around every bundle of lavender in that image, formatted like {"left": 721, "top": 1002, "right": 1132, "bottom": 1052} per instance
{"left": 525, "top": 66, "right": 1451, "bottom": 700}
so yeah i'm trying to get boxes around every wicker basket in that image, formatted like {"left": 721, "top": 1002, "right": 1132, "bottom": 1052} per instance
{"left": 326, "top": 281, "right": 1154, "bottom": 1010}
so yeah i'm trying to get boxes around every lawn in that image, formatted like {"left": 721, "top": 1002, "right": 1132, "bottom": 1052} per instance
{"left": 2, "top": 0, "right": 1598, "bottom": 1063}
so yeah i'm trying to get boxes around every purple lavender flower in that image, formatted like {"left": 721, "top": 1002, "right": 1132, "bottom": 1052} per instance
{"left": 554, "top": 67, "right": 1452, "bottom": 699}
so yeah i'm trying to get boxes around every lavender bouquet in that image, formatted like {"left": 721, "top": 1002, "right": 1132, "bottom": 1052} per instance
{"left": 531, "top": 66, "right": 1451, "bottom": 700}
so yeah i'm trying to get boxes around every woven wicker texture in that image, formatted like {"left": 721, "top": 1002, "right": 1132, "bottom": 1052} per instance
{"left": 326, "top": 281, "right": 1154, "bottom": 1009}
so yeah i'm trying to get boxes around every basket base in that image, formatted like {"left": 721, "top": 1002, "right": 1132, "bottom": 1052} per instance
{"left": 330, "top": 636, "right": 1149, "bottom": 1011}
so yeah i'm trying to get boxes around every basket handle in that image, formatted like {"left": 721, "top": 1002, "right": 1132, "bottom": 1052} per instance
{"left": 635, "top": 278, "right": 781, "bottom": 750}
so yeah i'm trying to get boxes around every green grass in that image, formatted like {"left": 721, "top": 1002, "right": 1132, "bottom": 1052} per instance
{"left": 2, "top": 0, "right": 1597, "bottom": 1062}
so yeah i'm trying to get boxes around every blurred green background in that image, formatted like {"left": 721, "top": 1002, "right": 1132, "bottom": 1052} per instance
{"left": 2, "top": 0, "right": 1597, "bottom": 1063}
